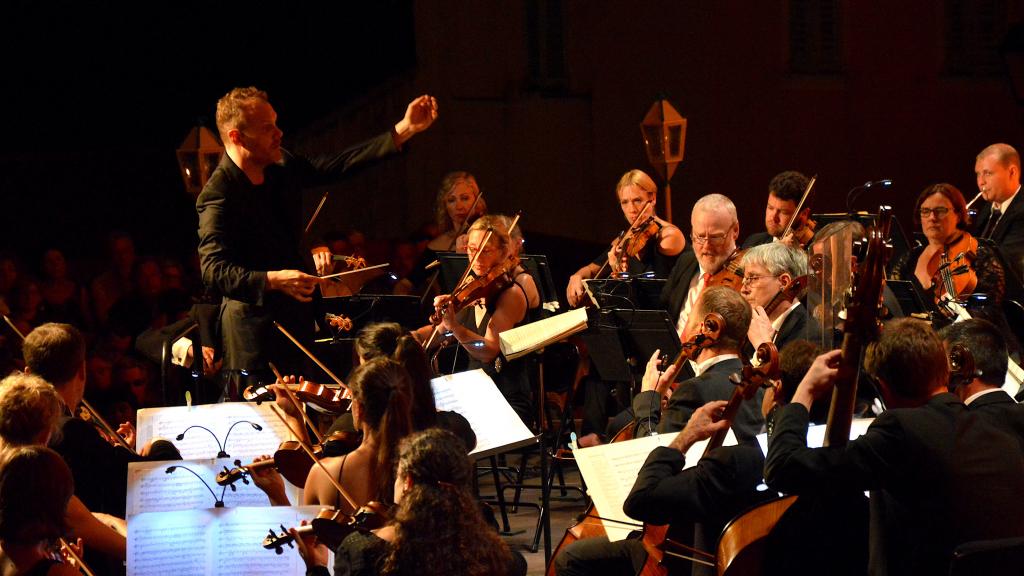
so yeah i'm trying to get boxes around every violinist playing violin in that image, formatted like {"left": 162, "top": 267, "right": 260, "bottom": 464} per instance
{"left": 738, "top": 243, "right": 820, "bottom": 357}
{"left": 293, "top": 428, "right": 523, "bottom": 576}
{"left": 414, "top": 215, "right": 534, "bottom": 427}
{"left": 891, "top": 183, "right": 1005, "bottom": 307}
{"left": 566, "top": 170, "right": 685, "bottom": 307}
{"left": 741, "top": 171, "right": 812, "bottom": 249}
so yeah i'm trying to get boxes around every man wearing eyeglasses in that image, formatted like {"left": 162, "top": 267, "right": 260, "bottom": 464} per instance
{"left": 661, "top": 194, "right": 742, "bottom": 338}
{"left": 741, "top": 171, "right": 810, "bottom": 249}
{"left": 738, "top": 243, "right": 819, "bottom": 359}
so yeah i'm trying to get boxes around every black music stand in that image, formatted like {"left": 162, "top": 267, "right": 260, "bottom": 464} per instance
{"left": 581, "top": 308, "right": 681, "bottom": 382}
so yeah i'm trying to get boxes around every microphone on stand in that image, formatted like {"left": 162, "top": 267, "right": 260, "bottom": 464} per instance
{"left": 845, "top": 179, "right": 893, "bottom": 213}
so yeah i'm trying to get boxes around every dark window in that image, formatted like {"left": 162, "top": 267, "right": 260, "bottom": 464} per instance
{"left": 945, "top": 0, "right": 1009, "bottom": 76}
{"left": 526, "top": 0, "right": 569, "bottom": 93}
{"left": 788, "top": 0, "right": 843, "bottom": 75}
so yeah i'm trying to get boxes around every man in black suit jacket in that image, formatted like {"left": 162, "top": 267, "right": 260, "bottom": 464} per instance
{"left": 635, "top": 286, "right": 764, "bottom": 442}
{"left": 738, "top": 242, "right": 820, "bottom": 359}
{"left": 971, "top": 143, "right": 1024, "bottom": 285}
{"left": 196, "top": 87, "right": 437, "bottom": 391}
{"left": 766, "top": 318, "right": 1024, "bottom": 576}
{"left": 741, "top": 171, "right": 810, "bottom": 249}
{"left": 939, "top": 318, "right": 1024, "bottom": 445}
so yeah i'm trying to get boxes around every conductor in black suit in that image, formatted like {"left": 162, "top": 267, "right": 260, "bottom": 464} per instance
{"left": 196, "top": 87, "right": 437, "bottom": 395}
{"left": 741, "top": 170, "right": 810, "bottom": 249}
{"left": 972, "top": 143, "right": 1024, "bottom": 283}
{"left": 766, "top": 318, "right": 1024, "bottom": 575}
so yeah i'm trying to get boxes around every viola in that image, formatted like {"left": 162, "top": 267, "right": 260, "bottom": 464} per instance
{"left": 639, "top": 343, "right": 781, "bottom": 576}
{"left": 429, "top": 254, "right": 520, "bottom": 326}
{"left": 705, "top": 249, "right": 746, "bottom": 292}
{"left": 778, "top": 175, "right": 818, "bottom": 249}
{"left": 217, "top": 430, "right": 364, "bottom": 488}
{"left": 762, "top": 275, "right": 810, "bottom": 318}
{"left": 263, "top": 501, "right": 390, "bottom": 553}
{"left": 925, "top": 231, "right": 978, "bottom": 305}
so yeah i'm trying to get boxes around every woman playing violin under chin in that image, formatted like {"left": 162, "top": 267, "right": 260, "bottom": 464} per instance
{"left": 295, "top": 428, "right": 523, "bottom": 576}
{"left": 566, "top": 169, "right": 685, "bottom": 307}
{"left": 891, "top": 183, "right": 1004, "bottom": 305}
{"left": 414, "top": 215, "right": 534, "bottom": 427}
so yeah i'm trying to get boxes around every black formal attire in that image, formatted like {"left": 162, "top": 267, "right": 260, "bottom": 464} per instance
{"left": 555, "top": 443, "right": 769, "bottom": 576}
{"left": 741, "top": 302, "right": 821, "bottom": 360}
{"left": 50, "top": 411, "right": 180, "bottom": 518}
{"left": 741, "top": 231, "right": 774, "bottom": 249}
{"left": 967, "top": 389, "right": 1024, "bottom": 448}
{"left": 455, "top": 280, "right": 533, "bottom": 427}
{"left": 972, "top": 193, "right": 1024, "bottom": 284}
{"left": 196, "top": 133, "right": 398, "bottom": 387}
{"left": 765, "top": 393, "right": 1024, "bottom": 576}
{"left": 134, "top": 302, "right": 222, "bottom": 404}
{"left": 632, "top": 357, "right": 764, "bottom": 442}
{"left": 660, "top": 249, "right": 700, "bottom": 322}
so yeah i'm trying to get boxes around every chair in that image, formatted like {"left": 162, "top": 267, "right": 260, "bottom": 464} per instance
{"left": 949, "top": 536, "right": 1024, "bottom": 575}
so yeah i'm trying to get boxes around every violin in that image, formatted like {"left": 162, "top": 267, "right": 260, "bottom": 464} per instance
{"left": 332, "top": 254, "right": 367, "bottom": 270}
{"left": 263, "top": 501, "right": 390, "bottom": 553}
{"left": 640, "top": 343, "right": 781, "bottom": 576}
{"left": 325, "top": 313, "right": 353, "bottom": 332}
{"left": 217, "top": 430, "right": 364, "bottom": 488}
{"left": 925, "top": 231, "right": 978, "bottom": 305}
{"left": 778, "top": 175, "right": 818, "bottom": 249}
{"left": 243, "top": 380, "right": 352, "bottom": 414}
{"left": 429, "top": 255, "right": 520, "bottom": 325}
{"left": 609, "top": 206, "right": 663, "bottom": 274}
{"left": 705, "top": 249, "right": 746, "bottom": 291}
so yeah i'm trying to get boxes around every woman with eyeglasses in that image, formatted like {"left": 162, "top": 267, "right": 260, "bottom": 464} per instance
{"left": 891, "top": 183, "right": 1004, "bottom": 307}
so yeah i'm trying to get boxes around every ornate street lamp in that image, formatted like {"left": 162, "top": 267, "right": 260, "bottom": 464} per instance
{"left": 176, "top": 124, "right": 223, "bottom": 196}
{"left": 640, "top": 98, "right": 687, "bottom": 223}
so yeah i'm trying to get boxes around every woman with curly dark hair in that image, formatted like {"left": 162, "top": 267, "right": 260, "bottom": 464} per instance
{"left": 297, "top": 428, "right": 523, "bottom": 576}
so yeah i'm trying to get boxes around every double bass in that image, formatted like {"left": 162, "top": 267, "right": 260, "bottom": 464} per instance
{"left": 715, "top": 206, "right": 893, "bottom": 576}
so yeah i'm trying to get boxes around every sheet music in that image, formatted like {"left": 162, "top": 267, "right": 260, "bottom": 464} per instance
{"left": 127, "top": 458, "right": 304, "bottom": 515}
{"left": 572, "top": 430, "right": 736, "bottom": 542}
{"left": 498, "top": 307, "right": 588, "bottom": 360}
{"left": 137, "top": 402, "right": 291, "bottom": 461}
{"left": 128, "top": 506, "right": 323, "bottom": 576}
{"left": 431, "top": 369, "right": 535, "bottom": 457}
{"left": 756, "top": 417, "right": 874, "bottom": 455}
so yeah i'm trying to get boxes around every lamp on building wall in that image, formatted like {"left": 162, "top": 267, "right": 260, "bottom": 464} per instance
{"left": 1000, "top": 22, "right": 1024, "bottom": 106}
{"left": 176, "top": 124, "right": 224, "bottom": 196}
{"left": 640, "top": 98, "right": 687, "bottom": 223}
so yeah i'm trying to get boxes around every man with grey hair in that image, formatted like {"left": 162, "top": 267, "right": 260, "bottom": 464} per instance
{"left": 972, "top": 143, "right": 1024, "bottom": 282}
{"left": 661, "top": 193, "right": 742, "bottom": 337}
{"left": 739, "top": 242, "right": 819, "bottom": 356}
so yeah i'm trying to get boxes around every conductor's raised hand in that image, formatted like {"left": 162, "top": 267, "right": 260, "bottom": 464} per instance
{"left": 267, "top": 270, "right": 319, "bottom": 302}
{"left": 394, "top": 94, "right": 439, "bottom": 146}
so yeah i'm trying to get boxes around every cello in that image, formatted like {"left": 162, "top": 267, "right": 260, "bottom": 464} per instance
{"left": 715, "top": 205, "right": 893, "bottom": 576}
{"left": 638, "top": 342, "right": 781, "bottom": 576}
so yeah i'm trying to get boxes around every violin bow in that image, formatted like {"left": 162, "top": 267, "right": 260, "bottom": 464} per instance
{"left": 419, "top": 192, "right": 485, "bottom": 306}
{"left": 273, "top": 322, "right": 348, "bottom": 391}
{"left": 268, "top": 362, "right": 325, "bottom": 445}
{"left": 268, "top": 404, "right": 360, "bottom": 511}
{"left": 778, "top": 174, "right": 818, "bottom": 240}
{"left": 594, "top": 201, "right": 652, "bottom": 279}
{"left": 58, "top": 537, "right": 96, "bottom": 576}
{"left": 2, "top": 314, "right": 25, "bottom": 341}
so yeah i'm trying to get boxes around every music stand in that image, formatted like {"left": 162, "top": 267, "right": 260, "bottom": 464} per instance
{"left": 886, "top": 280, "right": 932, "bottom": 317}
{"left": 580, "top": 308, "right": 681, "bottom": 382}
{"left": 320, "top": 263, "right": 390, "bottom": 298}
